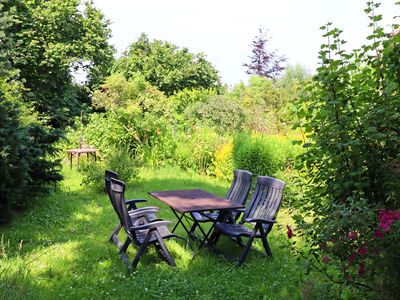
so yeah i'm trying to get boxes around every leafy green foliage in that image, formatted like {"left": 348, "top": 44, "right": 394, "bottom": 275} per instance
{"left": 0, "top": 80, "right": 62, "bottom": 224}
{"left": 212, "top": 141, "right": 235, "bottom": 181}
{"left": 80, "top": 147, "right": 140, "bottom": 192}
{"left": 91, "top": 73, "right": 149, "bottom": 110}
{"left": 183, "top": 95, "right": 247, "bottom": 134}
{"left": 2, "top": 0, "right": 114, "bottom": 127}
{"left": 112, "top": 33, "right": 222, "bottom": 96}
{"left": 174, "top": 127, "right": 224, "bottom": 174}
{"left": 291, "top": 2, "right": 400, "bottom": 297}
{"left": 233, "top": 133, "right": 300, "bottom": 177}
{"left": 169, "top": 88, "right": 217, "bottom": 115}
{"left": 228, "top": 76, "right": 298, "bottom": 133}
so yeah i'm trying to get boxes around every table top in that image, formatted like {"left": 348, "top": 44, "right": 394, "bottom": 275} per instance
{"left": 66, "top": 148, "right": 97, "bottom": 154}
{"left": 149, "top": 189, "right": 244, "bottom": 213}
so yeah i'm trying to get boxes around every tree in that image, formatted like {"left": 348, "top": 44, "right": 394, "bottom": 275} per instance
{"left": 112, "top": 33, "right": 222, "bottom": 96}
{"left": 2, "top": 0, "right": 114, "bottom": 127}
{"left": 243, "top": 27, "right": 286, "bottom": 79}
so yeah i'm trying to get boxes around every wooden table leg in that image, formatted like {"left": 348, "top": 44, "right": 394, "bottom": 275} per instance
{"left": 69, "top": 153, "right": 73, "bottom": 169}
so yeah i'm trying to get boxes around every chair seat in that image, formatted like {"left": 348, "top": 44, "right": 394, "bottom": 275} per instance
{"left": 129, "top": 212, "right": 157, "bottom": 226}
{"left": 214, "top": 222, "right": 261, "bottom": 238}
{"left": 191, "top": 211, "right": 219, "bottom": 222}
{"left": 133, "top": 226, "right": 175, "bottom": 245}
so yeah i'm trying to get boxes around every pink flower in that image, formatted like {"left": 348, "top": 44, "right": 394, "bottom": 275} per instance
{"left": 322, "top": 255, "right": 329, "bottom": 264}
{"left": 348, "top": 231, "right": 357, "bottom": 240}
{"left": 357, "top": 245, "right": 367, "bottom": 256}
{"left": 374, "top": 229, "right": 384, "bottom": 239}
{"left": 378, "top": 208, "right": 400, "bottom": 232}
{"left": 286, "top": 225, "right": 293, "bottom": 239}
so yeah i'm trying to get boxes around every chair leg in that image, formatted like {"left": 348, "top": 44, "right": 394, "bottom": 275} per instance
{"left": 153, "top": 230, "right": 175, "bottom": 267}
{"left": 119, "top": 237, "right": 131, "bottom": 254}
{"left": 259, "top": 226, "right": 272, "bottom": 257}
{"left": 236, "top": 237, "right": 245, "bottom": 247}
{"left": 209, "top": 229, "right": 221, "bottom": 246}
{"left": 109, "top": 223, "right": 122, "bottom": 243}
{"left": 238, "top": 226, "right": 259, "bottom": 266}
{"left": 131, "top": 231, "right": 153, "bottom": 269}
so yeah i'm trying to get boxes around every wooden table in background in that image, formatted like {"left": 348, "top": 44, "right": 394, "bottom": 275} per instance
{"left": 66, "top": 148, "right": 97, "bottom": 169}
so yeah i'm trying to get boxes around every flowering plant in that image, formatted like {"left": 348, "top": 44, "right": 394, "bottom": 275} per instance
{"left": 291, "top": 2, "right": 400, "bottom": 298}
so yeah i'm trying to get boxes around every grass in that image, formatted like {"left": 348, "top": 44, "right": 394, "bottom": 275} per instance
{"left": 0, "top": 166, "right": 306, "bottom": 299}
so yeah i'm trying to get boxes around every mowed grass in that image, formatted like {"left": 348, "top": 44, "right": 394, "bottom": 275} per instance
{"left": 0, "top": 166, "right": 305, "bottom": 299}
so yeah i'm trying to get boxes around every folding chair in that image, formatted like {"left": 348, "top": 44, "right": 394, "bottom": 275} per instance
{"left": 209, "top": 175, "right": 285, "bottom": 266}
{"left": 188, "top": 170, "right": 253, "bottom": 242}
{"left": 105, "top": 170, "right": 158, "bottom": 251}
{"left": 110, "top": 178, "right": 177, "bottom": 269}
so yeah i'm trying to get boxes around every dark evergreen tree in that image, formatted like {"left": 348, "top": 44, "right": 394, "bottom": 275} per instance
{"left": 243, "top": 27, "right": 286, "bottom": 79}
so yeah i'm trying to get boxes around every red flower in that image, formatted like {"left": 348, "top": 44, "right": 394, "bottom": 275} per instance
{"left": 374, "top": 229, "right": 384, "bottom": 239}
{"left": 357, "top": 245, "right": 367, "bottom": 256}
{"left": 322, "top": 255, "right": 329, "bottom": 264}
{"left": 348, "top": 231, "right": 357, "bottom": 240}
{"left": 358, "top": 262, "right": 366, "bottom": 276}
{"left": 286, "top": 225, "right": 293, "bottom": 239}
{"left": 347, "top": 253, "right": 357, "bottom": 266}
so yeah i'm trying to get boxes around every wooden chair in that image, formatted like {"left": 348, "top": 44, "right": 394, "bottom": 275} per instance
{"left": 189, "top": 170, "right": 253, "bottom": 241}
{"left": 105, "top": 170, "right": 158, "bottom": 251}
{"left": 209, "top": 175, "right": 285, "bottom": 266}
{"left": 110, "top": 178, "right": 176, "bottom": 269}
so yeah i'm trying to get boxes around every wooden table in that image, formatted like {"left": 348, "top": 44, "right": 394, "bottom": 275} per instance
{"left": 66, "top": 148, "right": 97, "bottom": 169}
{"left": 149, "top": 189, "right": 244, "bottom": 247}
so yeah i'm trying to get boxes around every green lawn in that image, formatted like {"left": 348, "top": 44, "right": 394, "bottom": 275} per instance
{"left": 0, "top": 166, "right": 305, "bottom": 299}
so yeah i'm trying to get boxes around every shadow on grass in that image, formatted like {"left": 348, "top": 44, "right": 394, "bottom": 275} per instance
{"left": 0, "top": 167, "right": 304, "bottom": 299}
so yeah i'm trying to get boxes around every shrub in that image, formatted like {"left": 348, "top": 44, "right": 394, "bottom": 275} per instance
{"left": 80, "top": 147, "right": 140, "bottom": 192}
{"left": 183, "top": 95, "right": 247, "bottom": 135}
{"left": 212, "top": 141, "right": 234, "bottom": 181}
{"left": 291, "top": 3, "right": 400, "bottom": 297}
{"left": 233, "top": 132, "right": 299, "bottom": 177}
{"left": 174, "top": 126, "right": 223, "bottom": 174}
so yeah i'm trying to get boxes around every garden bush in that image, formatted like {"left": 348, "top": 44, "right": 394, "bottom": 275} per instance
{"left": 233, "top": 132, "right": 300, "bottom": 177}
{"left": 212, "top": 141, "right": 234, "bottom": 181}
{"left": 174, "top": 126, "right": 223, "bottom": 174}
{"left": 80, "top": 146, "right": 140, "bottom": 192}
{"left": 290, "top": 3, "right": 400, "bottom": 297}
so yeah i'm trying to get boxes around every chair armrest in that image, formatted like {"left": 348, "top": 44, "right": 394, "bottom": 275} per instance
{"left": 131, "top": 206, "right": 160, "bottom": 214}
{"left": 125, "top": 198, "right": 147, "bottom": 205}
{"left": 244, "top": 218, "right": 276, "bottom": 225}
{"left": 129, "top": 208, "right": 159, "bottom": 219}
{"left": 131, "top": 220, "right": 172, "bottom": 231}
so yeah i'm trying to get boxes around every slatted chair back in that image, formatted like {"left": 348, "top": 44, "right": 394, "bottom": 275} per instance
{"left": 109, "top": 178, "right": 134, "bottom": 239}
{"left": 242, "top": 176, "right": 285, "bottom": 232}
{"left": 105, "top": 170, "right": 120, "bottom": 214}
{"left": 226, "top": 169, "right": 253, "bottom": 206}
